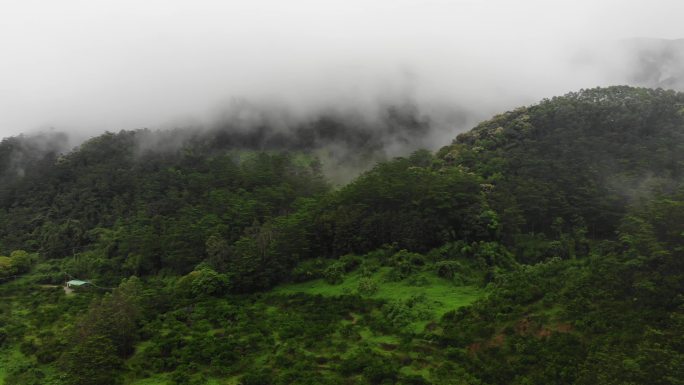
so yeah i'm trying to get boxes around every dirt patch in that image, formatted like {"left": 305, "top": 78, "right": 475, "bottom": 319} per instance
{"left": 467, "top": 333, "right": 505, "bottom": 354}
{"left": 490, "top": 333, "right": 505, "bottom": 347}
{"left": 468, "top": 318, "right": 574, "bottom": 355}
{"left": 514, "top": 317, "right": 536, "bottom": 335}
{"left": 534, "top": 322, "right": 574, "bottom": 338}
{"left": 467, "top": 342, "right": 482, "bottom": 354}
{"left": 555, "top": 323, "right": 573, "bottom": 333}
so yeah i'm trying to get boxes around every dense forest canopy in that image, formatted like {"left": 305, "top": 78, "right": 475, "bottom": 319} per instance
{"left": 0, "top": 86, "right": 682, "bottom": 385}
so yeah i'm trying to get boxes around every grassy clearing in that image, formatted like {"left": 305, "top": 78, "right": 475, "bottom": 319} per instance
{"left": 273, "top": 267, "right": 483, "bottom": 319}
{"left": 358, "top": 328, "right": 402, "bottom": 345}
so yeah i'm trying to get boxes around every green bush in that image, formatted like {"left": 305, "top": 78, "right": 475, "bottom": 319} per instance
{"left": 382, "top": 295, "right": 432, "bottom": 330}
{"left": 323, "top": 261, "right": 345, "bottom": 285}
{"left": 339, "top": 254, "right": 362, "bottom": 271}
{"left": 357, "top": 277, "right": 379, "bottom": 296}
{"left": 291, "top": 258, "right": 327, "bottom": 282}
{"left": 0, "top": 255, "right": 15, "bottom": 277}
{"left": 359, "top": 258, "right": 381, "bottom": 277}
{"left": 386, "top": 250, "right": 425, "bottom": 281}
{"left": 435, "top": 260, "right": 461, "bottom": 279}
{"left": 10, "top": 250, "right": 35, "bottom": 273}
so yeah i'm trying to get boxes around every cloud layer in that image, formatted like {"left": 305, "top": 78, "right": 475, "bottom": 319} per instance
{"left": 1, "top": 0, "right": 683, "bottom": 145}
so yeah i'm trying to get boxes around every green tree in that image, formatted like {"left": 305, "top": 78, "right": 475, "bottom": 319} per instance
{"left": 59, "top": 335, "right": 122, "bottom": 385}
{"left": 0, "top": 255, "right": 14, "bottom": 277}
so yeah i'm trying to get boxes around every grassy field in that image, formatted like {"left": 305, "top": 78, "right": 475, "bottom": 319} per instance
{"left": 273, "top": 268, "right": 484, "bottom": 321}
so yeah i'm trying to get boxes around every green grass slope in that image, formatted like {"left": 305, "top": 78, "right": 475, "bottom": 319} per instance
{"left": 273, "top": 267, "right": 483, "bottom": 322}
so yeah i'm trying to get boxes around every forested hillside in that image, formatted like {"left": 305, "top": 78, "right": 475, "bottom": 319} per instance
{"left": 0, "top": 86, "right": 682, "bottom": 385}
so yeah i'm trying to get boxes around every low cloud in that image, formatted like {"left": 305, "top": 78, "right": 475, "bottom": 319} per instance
{"left": 0, "top": 0, "right": 682, "bottom": 179}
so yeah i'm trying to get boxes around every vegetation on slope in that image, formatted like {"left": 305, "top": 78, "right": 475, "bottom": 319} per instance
{"left": 0, "top": 86, "right": 682, "bottom": 384}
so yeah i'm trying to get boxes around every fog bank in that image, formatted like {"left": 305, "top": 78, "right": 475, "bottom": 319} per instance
{"left": 1, "top": 0, "right": 683, "bottom": 159}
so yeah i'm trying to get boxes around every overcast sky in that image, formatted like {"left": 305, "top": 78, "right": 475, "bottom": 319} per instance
{"left": 1, "top": 0, "right": 683, "bottom": 140}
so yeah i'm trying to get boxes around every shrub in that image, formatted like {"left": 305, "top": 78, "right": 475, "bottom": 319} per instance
{"left": 362, "top": 245, "right": 397, "bottom": 264}
{"left": 435, "top": 260, "right": 461, "bottom": 279}
{"left": 10, "top": 250, "right": 35, "bottom": 274}
{"left": 427, "top": 240, "right": 470, "bottom": 261}
{"left": 386, "top": 250, "right": 425, "bottom": 281}
{"left": 406, "top": 275, "right": 430, "bottom": 286}
{"left": 382, "top": 295, "right": 432, "bottom": 330}
{"left": 0, "top": 256, "right": 15, "bottom": 277}
{"left": 357, "top": 278, "right": 379, "bottom": 296}
{"left": 339, "top": 254, "right": 362, "bottom": 271}
{"left": 291, "top": 258, "right": 327, "bottom": 282}
{"left": 323, "top": 262, "right": 345, "bottom": 285}
{"left": 359, "top": 259, "right": 381, "bottom": 277}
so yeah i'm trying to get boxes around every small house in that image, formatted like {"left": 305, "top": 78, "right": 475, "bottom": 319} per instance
{"left": 66, "top": 279, "right": 90, "bottom": 288}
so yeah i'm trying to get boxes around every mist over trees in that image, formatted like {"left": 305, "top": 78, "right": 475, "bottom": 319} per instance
{"left": 0, "top": 86, "right": 682, "bottom": 384}
{"left": 2, "top": 0, "right": 684, "bottom": 383}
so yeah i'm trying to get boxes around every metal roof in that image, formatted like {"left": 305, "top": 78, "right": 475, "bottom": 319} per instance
{"left": 67, "top": 279, "right": 89, "bottom": 286}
